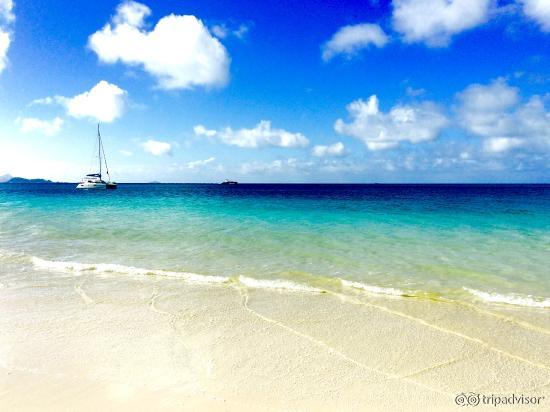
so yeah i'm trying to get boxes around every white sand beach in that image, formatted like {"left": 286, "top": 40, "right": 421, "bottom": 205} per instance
{"left": 1, "top": 269, "right": 549, "bottom": 411}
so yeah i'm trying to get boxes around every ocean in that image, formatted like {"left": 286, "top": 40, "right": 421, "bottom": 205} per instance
{"left": 1, "top": 183, "right": 549, "bottom": 308}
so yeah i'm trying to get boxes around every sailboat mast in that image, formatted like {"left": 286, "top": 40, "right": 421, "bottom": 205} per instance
{"left": 98, "top": 124, "right": 102, "bottom": 178}
{"left": 97, "top": 123, "right": 111, "bottom": 182}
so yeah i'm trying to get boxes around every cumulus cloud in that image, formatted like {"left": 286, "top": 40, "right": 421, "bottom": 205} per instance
{"left": 33, "top": 81, "right": 127, "bottom": 123}
{"left": 312, "top": 142, "right": 346, "bottom": 157}
{"left": 521, "top": 0, "right": 550, "bottom": 31}
{"left": 141, "top": 139, "right": 172, "bottom": 156}
{"left": 457, "top": 78, "right": 550, "bottom": 153}
{"left": 0, "top": 0, "right": 14, "bottom": 75}
{"left": 322, "top": 23, "right": 389, "bottom": 61}
{"left": 194, "top": 121, "right": 309, "bottom": 148}
{"left": 392, "top": 0, "right": 494, "bottom": 47}
{"left": 17, "top": 117, "right": 64, "bottom": 136}
{"left": 88, "top": 1, "right": 230, "bottom": 90}
{"left": 62, "top": 81, "right": 127, "bottom": 122}
{"left": 335, "top": 95, "right": 448, "bottom": 150}
{"left": 456, "top": 79, "right": 519, "bottom": 137}
{"left": 483, "top": 137, "right": 523, "bottom": 152}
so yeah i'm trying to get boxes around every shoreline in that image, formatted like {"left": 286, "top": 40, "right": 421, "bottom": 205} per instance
{"left": 25, "top": 254, "right": 550, "bottom": 309}
{"left": 1, "top": 265, "right": 549, "bottom": 411}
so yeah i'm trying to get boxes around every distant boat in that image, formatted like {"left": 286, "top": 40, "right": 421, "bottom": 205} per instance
{"left": 77, "top": 125, "right": 117, "bottom": 190}
{"left": 221, "top": 180, "right": 238, "bottom": 185}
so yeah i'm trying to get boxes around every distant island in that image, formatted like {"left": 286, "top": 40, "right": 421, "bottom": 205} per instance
{"left": 0, "top": 175, "right": 54, "bottom": 184}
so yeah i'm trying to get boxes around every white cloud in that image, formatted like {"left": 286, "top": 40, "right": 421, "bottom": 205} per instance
{"left": 211, "top": 23, "right": 250, "bottom": 39}
{"left": 29, "top": 96, "right": 56, "bottom": 106}
{"left": 141, "top": 139, "right": 172, "bottom": 156}
{"left": 233, "top": 24, "right": 250, "bottom": 39}
{"left": 312, "top": 142, "right": 346, "bottom": 157}
{"left": 239, "top": 158, "right": 313, "bottom": 175}
{"left": 318, "top": 158, "right": 369, "bottom": 174}
{"left": 194, "top": 120, "right": 309, "bottom": 148}
{"left": 405, "top": 86, "right": 426, "bottom": 97}
{"left": 335, "top": 95, "right": 448, "bottom": 150}
{"left": 456, "top": 78, "right": 550, "bottom": 153}
{"left": 210, "top": 24, "right": 228, "bottom": 38}
{"left": 0, "top": 0, "right": 14, "bottom": 75}
{"left": 17, "top": 117, "right": 63, "bottom": 136}
{"left": 62, "top": 81, "right": 127, "bottom": 122}
{"left": 0, "top": 0, "right": 15, "bottom": 22}
{"left": 521, "top": 0, "right": 550, "bottom": 31}
{"left": 456, "top": 79, "right": 519, "bottom": 137}
{"left": 193, "top": 124, "right": 217, "bottom": 137}
{"left": 0, "top": 30, "right": 9, "bottom": 73}
{"left": 113, "top": 0, "right": 150, "bottom": 26}
{"left": 483, "top": 137, "right": 523, "bottom": 153}
{"left": 322, "top": 23, "right": 389, "bottom": 61}
{"left": 392, "top": 0, "right": 494, "bottom": 47}
{"left": 89, "top": 1, "right": 230, "bottom": 90}
{"left": 34, "top": 81, "right": 127, "bottom": 123}
{"left": 186, "top": 157, "right": 215, "bottom": 169}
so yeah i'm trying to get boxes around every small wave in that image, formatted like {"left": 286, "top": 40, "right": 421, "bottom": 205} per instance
{"left": 340, "top": 279, "right": 406, "bottom": 296}
{"left": 32, "top": 257, "right": 323, "bottom": 292}
{"left": 32, "top": 257, "right": 229, "bottom": 284}
{"left": 0, "top": 249, "right": 30, "bottom": 267}
{"left": 0, "top": 249, "right": 26, "bottom": 261}
{"left": 238, "top": 276, "right": 322, "bottom": 293}
{"left": 464, "top": 287, "right": 550, "bottom": 309}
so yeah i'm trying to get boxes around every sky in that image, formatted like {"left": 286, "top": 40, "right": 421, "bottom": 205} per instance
{"left": 0, "top": 0, "right": 549, "bottom": 183}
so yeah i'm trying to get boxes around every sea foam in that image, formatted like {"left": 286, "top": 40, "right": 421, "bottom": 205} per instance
{"left": 31, "top": 257, "right": 229, "bottom": 284}
{"left": 340, "top": 279, "right": 406, "bottom": 296}
{"left": 464, "top": 287, "right": 550, "bottom": 309}
{"left": 31, "top": 256, "right": 322, "bottom": 291}
{"left": 238, "top": 276, "right": 322, "bottom": 293}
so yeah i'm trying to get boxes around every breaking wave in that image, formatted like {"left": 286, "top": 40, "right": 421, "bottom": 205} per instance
{"left": 340, "top": 279, "right": 407, "bottom": 296}
{"left": 17, "top": 255, "right": 550, "bottom": 308}
{"left": 464, "top": 287, "right": 550, "bottom": 309}
{"left": 31, "top": 257, "right": 322, "bottom": 292}
{"left": 239, "top": 275, "right": 322, "bottom": 293}
{"left": 31, "top": 257, "right": 229, "bottom": 284}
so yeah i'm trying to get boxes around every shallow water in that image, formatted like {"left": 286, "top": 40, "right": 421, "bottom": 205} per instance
{"left": 1, "top": 183, "right": 549, "bottom": 307}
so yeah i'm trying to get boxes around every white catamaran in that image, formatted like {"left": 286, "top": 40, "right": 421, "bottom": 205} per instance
{"left": 76, "top": 125, "right": 117, "bottom": 190}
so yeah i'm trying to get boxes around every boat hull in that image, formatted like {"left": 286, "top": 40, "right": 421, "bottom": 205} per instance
{"left": 76, "top": 182, "right": 107, "bottom": 190}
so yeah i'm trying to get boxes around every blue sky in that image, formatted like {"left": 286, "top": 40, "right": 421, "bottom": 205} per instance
{"left": 0, "top": 0, "right": 549, "bottom": 183}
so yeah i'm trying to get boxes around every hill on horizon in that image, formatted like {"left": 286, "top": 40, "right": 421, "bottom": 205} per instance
{"left": 0, "top": 175, "right": 54, "bottom": 184}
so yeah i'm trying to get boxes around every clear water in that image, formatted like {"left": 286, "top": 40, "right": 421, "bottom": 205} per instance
{"left": 1, "top": 183, "right": 549, "bottom": 305}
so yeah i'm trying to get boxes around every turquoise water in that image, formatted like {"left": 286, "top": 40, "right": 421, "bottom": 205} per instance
{"left": 1, "top": 183, "right": 549, "bottom": 306}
